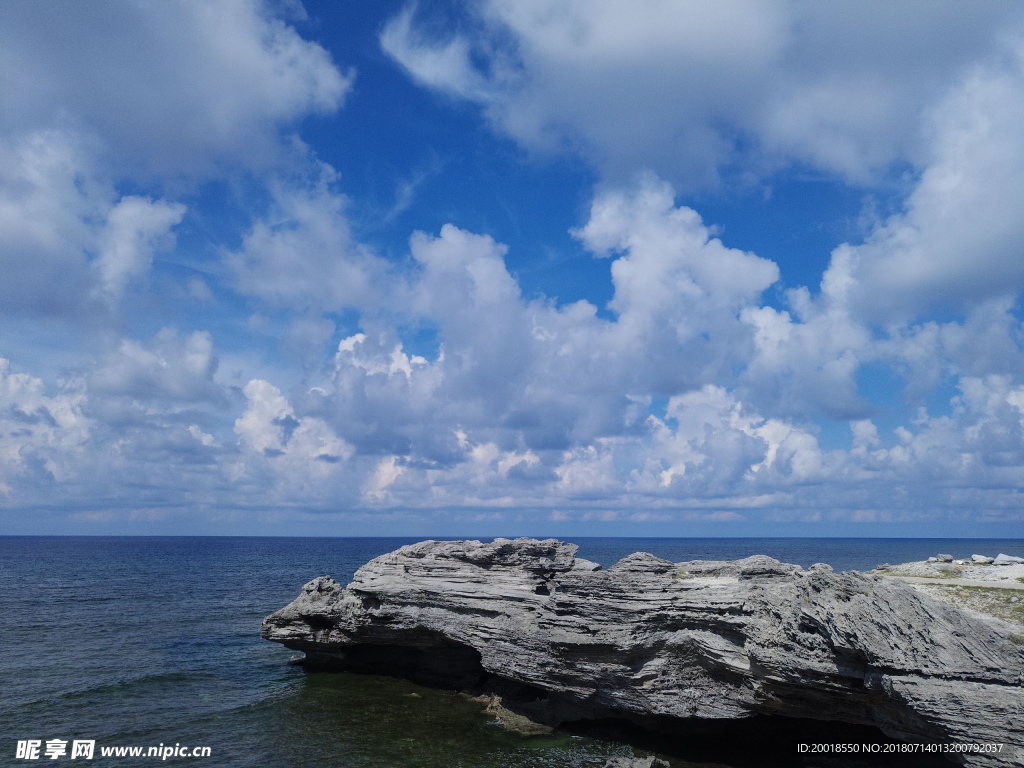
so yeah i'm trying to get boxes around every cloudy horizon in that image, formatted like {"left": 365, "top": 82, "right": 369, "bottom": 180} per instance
{"left": 3, "top": 0, "right": 1024, "bottom": 537}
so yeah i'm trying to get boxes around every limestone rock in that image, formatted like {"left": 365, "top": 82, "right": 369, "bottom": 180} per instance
{"left": 475, "top": 694, "right": 554, "bottom": 736}
{"left": 608, "top": 551, "right": 676, "bottom": 574}
{"left": 995, "top": 554, "right": 1024, "bottom": 566}
{"left": 262, "top": 538, "right": 1024, "bottom": 767}
{"left": 936, "top": 554, "right": 954, "bottom": 562}
{"left": 973, "top": 554, "right": 996, "bottom": 564}
{"left": 603, "top": 758, "right": 670, "bottom": 768}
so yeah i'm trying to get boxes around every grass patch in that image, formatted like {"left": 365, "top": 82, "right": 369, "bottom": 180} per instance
{"left": 1009, "top": 633, "right": 1024, "bottom": 646}
{"left": 915, "top": 583, "right": 1024, "bottom": 628}
{"left": 1017, "top": 577, "right": 1024, "bottom": 584}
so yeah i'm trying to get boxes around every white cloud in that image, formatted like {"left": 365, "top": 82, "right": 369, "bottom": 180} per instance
{"left": 233, "top": 378, "right": 354, "bottom": 497}
{"left": 382, "top": 1, "right": 1022, "bottom": 187}
{"left": 363, "top": 455, "right": 405, "bottom": 501}
{"left": 0, "top": 130, "right": 106, "bottom": 316}
{"left": 336, "top": 333, "right": 428, "bottom": 379}
{"left": 554, "top": 443, "right": 620, "bottom": 497}
{"left": 0, "top": 0, "right": 352, "bottom": 178}
{"left": 0, "top": 357, "right": 90, "bottom": 488}
{"left": 0, "top": 1, "right": 353, "bottom": 322}
{"left": 5, "top": 176, "right": 1024, "bottom": 522}
{"left": 5, "top": 2, "right": 1024, "bottom": 529}
{"left": 0, "top": 131, "right": 188, "bottom": 317}
{"left": 188, "top": 424, "right": 216, "bottom": 447}
{"left": 94, "top": 196, "right": 186, "bottom": 300}
{"left": 740, "top": 302, "right": 871, "bottom": 420}
{"left": 819, "top": 39, "right": 1024, "bottom": 322}
{"left": 89, "top": 329, "right": 223, "bottom": 405}
{"left": 235, "top": 379, "right": 298, "bottom": 454}
{"left": 302, "top": 184, "right": 780, "bottom": 473}
{"left": 380, "top": 7, "right": 495, "bottom": 102}
{"left": 64, "top": 330, "right": 236, "bottom": 505}
{"left": 631, "top": 385, "right": 823, "bottom": 495}
{"left": 575, "top": 175, "right": 779, "bottom": 348}
{"left": 278, "top": 184, "right": 790, "bottom": 507}
{"left": 261, "top": 157, "right": 1024, "bottom": 522}
{"left": 738, "top": 37, "right": 1024, "bottom": 421}
{"left": 227, "top": 164, "right": 392, "bottom": 312}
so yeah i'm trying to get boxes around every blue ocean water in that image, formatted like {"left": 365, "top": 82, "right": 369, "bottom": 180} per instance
{"left": 2, "top": 536, "right": 1021, "bottom": 767}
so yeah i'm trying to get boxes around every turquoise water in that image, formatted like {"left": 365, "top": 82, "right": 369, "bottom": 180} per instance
{"left": 2, "top": 536, "right": 1020, "bottom": 767}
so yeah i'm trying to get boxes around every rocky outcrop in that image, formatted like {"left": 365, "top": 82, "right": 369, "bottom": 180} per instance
{"left": 262, "top": 538, "right": 1024, "bottom": 767}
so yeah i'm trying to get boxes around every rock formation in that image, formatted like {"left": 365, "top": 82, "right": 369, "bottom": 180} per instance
{"left": 603, "top": 758, "right": 670, "bottom": 768}
{"left": 262, "top": 538, "right": 1024, "bottom": 767}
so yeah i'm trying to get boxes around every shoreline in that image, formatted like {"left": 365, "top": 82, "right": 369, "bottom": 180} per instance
{"left": 882, "top": 575, "right": 1024, "bottom": 590}
{"left": 869, "top": 552, "right": 1024, "bottom": 631}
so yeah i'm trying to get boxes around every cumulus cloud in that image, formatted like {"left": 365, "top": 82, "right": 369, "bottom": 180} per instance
{"left": 818, "top": 39, "right": 1024, "bottom": 322}
{"left": 233, "top": 378, "right": 354, "bottom": 499}
{"left": 6, "top": 164, "right": 1024, "bottom": 522}
{"left": 739, "top": 38, "right": 1024, "bottom": 420}
{"left": 0, "top": 1, "right": 353, "bottom": 325}
{"left": 0, "top": 131, "right": 188, "bottom": 320}
{"left": 0, "top": 1, "right": 364, "bottom": 516}
{"left": 2, "top": 332, "right": 354, "bottom": 514}
{"left": 94, "top": 196, "right": 186, "bottom": 300}
{"left": 89, "top": 329, "right": 224, "bottom": 406}
{"left": 0, "top": 358, "right": 90, "bottom": 491}
{"left": 254, "top": 158, "right": 1024, "bottom": 520}
{"left": 266, "top": 182, "right": 788, "bottom": 508}
{"left": 6, "top": 2, "right": 1024, "bottom": 530}
{"left": 293, "top": 181, "right": 778, "bottom": 478}
{"left": 0, "top": 0, "right": 352, "bottom": 178}
{"left": 0, "top": 130, "right": 107, "bottom": 316}
{"left": 227, "top": 164, "right": 392, "bottom": 312}
{"left": 382, "top": 0, "right": 1022, "bottom": 186}
{"left": 575, "top": 175, "right": 779, "bottom": 393}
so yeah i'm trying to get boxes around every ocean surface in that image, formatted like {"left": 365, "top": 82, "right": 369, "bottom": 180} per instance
{"left": 2, "top": 536, "right": 1022, "bottom": 768}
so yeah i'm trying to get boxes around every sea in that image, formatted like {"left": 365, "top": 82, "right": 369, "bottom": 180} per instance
{"left": 2, "top": 536, "right": 1022, "bottom": 768}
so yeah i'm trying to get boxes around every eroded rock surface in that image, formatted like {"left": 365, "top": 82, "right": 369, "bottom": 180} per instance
{"left": 262, "top": 538, "right": 1024, "bottom": 766}
{"left": 603, "top": 758, "right": 670, "bottom": 768}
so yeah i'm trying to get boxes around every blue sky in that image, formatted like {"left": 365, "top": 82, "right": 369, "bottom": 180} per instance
{"left": 3, "top": 0, "right": 1024, "bottom": 537}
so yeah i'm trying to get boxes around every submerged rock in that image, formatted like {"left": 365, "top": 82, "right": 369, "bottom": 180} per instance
{"left": 262, "top": 538, "right": 1024, "bottom": 767}
{"left": 603, "top": 757, "right": 670, "bottom": 768}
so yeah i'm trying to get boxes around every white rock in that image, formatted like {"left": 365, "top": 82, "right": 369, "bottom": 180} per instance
{"left": 972, "top": 555, "right": 995, "bottom": 564}
{"left": 936, "top": 554, "right": 953, "bottom": 562}
{"left": 993, "top": 553, "right": 1024, "bottom": 565}
{"left": 927, "top": 557, "right": 938, "bottom": 562}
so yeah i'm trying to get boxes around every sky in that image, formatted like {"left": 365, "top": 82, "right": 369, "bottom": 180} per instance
{"left": 2, "top": 0, "right": 1024, "bottom": 538}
